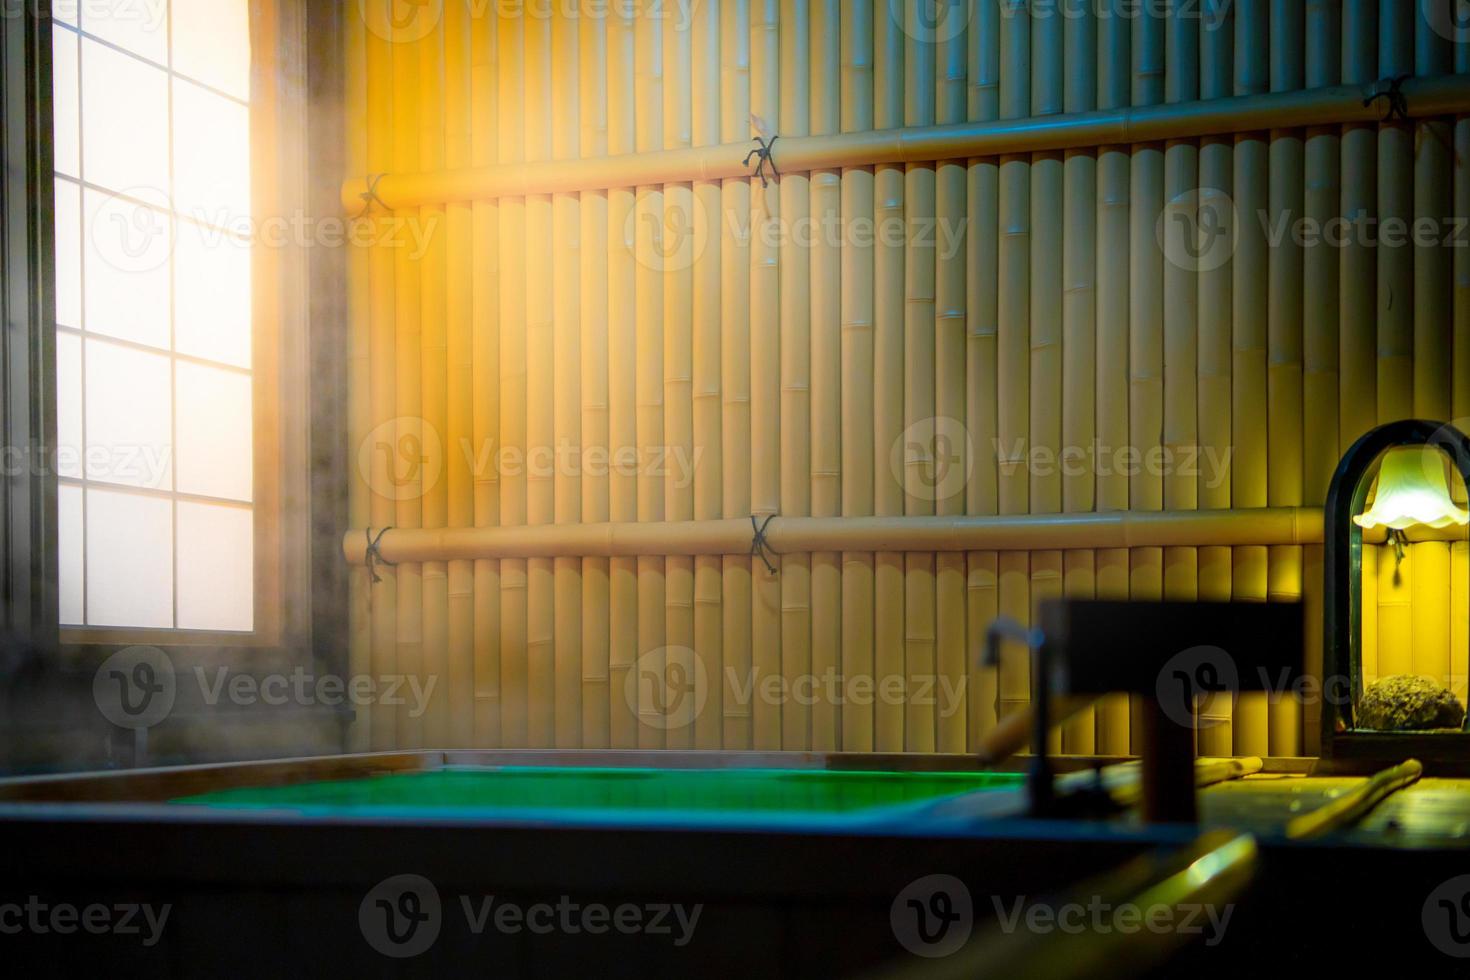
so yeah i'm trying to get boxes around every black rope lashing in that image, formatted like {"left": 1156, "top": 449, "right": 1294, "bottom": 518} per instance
{"left": 749, "top": 514, "right": 780, "bottom": 575}
{"left": 742, "top": 135, "right": 780, "bottom": 187}
{"left": 353, "top": 172, "right": 390, "bottom": 219}
{"left": 1362, "top": 74, "right": 1411, "bottom": 122}
{"left": 365, "top": 526, "right": 395, "bottom": 584}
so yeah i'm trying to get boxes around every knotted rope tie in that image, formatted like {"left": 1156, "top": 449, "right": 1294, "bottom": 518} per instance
{"left": 749, "top": 514, "right": 780, "bottom": 575}
{"left": 1363, "top": 74, "right": 1410, "bottom": 122}
{"left": 365, "top": 526, "right": 395, "bottom": 584}
{"left": 742, "top": 135, "right": 780, "bottom": 187}
{"left": 353, "top": 173, "right": 390, "bottom": 219}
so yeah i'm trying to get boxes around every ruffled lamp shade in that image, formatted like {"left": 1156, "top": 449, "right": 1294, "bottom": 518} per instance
{"left": 1353, "top": 446, "right": 1470, "bottom": 531}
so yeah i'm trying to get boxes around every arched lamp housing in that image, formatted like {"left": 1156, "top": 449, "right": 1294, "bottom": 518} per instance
{"left": 1321, "top": 420, "right": 1470, "bottom": 774}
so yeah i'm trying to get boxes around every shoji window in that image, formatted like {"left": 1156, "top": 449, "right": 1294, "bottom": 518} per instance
{"left": 52, "top": 1, "right": 259, "bottom": 634}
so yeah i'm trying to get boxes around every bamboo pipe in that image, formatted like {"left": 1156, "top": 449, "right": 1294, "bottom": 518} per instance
{"left": 1457, "top": 41, "right": 1470, "bottom": 423}
{"left": 1267, "top": 0, "right": 1305, "bottom": 759}
{"left": 523, "top": 11, "right": 555, "bottom": 750}
{"left": 419, "top": 7, "right": 450, "bottom": 750}
{"left": 1411, "top": 541, "right": 1451, "bottom": 687}
{"left": 1414, "top": 3, "right": 1452, "bottom": 421}
{"left": 968, "top": 552, "right": 999, "bottom": 751}
{"left": 1093, "top": 547, "right": 1130, "bottom": 754}
{"left": 345, "top": 0, "right": 371, "bottom": 752}
{"left": 719, "top": 0, "right": 752, "bottom": 752}
{"left": 1302, "top": 0, "right": 1339, "bottom": 505}
{"left": 977, "top": 695, "right": 1097, "bottom": 765}
{"left": 902, "top": 0, "right": 937, "bottom": 753}
{"left": 337, "top": 74, "right": 1470, "bottom": 210}
{"left": 1128, "top": 547, "right": 1163, "bottom": 755}
{"left": 634, "top": 7, "right": 666, "bottom": 750}
{"left": 1061, "top": 550, "right": 1097, "bottom": 755}
{"left": 606, "top": 4, "right": 637, "bottom": 749}
{"left": 1094, "top": 10, "right": 1129, "bottom": 518}
{"left": 470, "top": 5, "right": 500, "bottom": 749}
{"left": 872, "top": 0, "right": 904, "bottom": 754}
{"left": 997, "top": 4, "right": 1029, "bottom": 519}
{"left": 579, "top": 8, "right": 610, "bottom": 749}
{"left": 997, "top": 552, "right": 1030, "bottom": 743}
{"left": 1197, "top": 2, "right": 1232, "bottom": 516}
{"left": 1232, "top": 544, "right": 1269, "bottom": 757}
{"left": 839, "top": 0, "right": 874, "bottom": 753}
{"left": 551, "top": 9, "right": 582, "bottom": 750}
{"left": 1030, "top": 0, "right": 1063, "bottom": 523}
{"left": 691, "top": 0, "right": 722, "bottom": 751}
{"left": 1339, "top": 0, "right": 1377, "bottom": 453}
{"left": 344, "top": 507, "right": 1328, "bottom": 564}
{"left": 1376, "top": 1, "right": 1413, "bottom": 422}
{"left": 1361, "top": 539, "right": 1378, "bottom": 684}
{"left": 497, "top": 10, "right": 528, "bottom": 750}
{"left": 1453, "top": 542, "right": 1468, "bottom": 708}
{"left": 1129, "top": 6, "right": 1164, "bottom": 518}
{"left": 1378, "top": 532, "right": 1413, "bottom": 676}
{"left": 809, "top": 0, "right": 841, "bottom": 752}
{"left": 749, "top": 0, "right": 781, "bottom": 751}
{"left": 1285, "top": 759, "right": 1422, "bottom": 839}
{"left": 1032, "top": 552, "right": 1065, "bottom": 757}
{"left": 393, "top": 9, "right": 424, "bottom": 750}
{"left": 664, "top": 6, "right": 696, "bottom": 749}
{"left": 1196, "top": 544, "right": 1234, "bottom": 756}
{"left": 444, "top": 0, "right": 473, "bottom": 749}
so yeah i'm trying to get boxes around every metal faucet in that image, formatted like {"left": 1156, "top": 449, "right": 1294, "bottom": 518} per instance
{"left": 982, "top": 617, "right": 1053, "bottom": 817}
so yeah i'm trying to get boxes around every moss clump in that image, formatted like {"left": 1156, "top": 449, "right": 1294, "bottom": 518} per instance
{"left": 1358, "top": 675, "right": 1466, "bottom": 732}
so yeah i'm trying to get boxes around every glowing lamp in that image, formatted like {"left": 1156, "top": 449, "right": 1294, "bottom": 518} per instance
{"left": 1351, "top": 445, "right": 1468, "bottom": 531}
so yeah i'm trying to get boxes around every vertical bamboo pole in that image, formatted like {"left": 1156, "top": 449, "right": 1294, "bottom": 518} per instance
{"left": 551, "top": 7, "right": 582, "bottom": 749}
{"left": 779, "top": 0, "right": 812, "bottom": 751}
{"left": 997, "top": 2, "right": 1030, "bottom": 733}
{"left": 607, "top": 3, "right": 639, "bottom": 747}
{"left": 1453, "top": 542, "right": 1468, "bottom": 707}
{"left": 1412, "top": 541, "right": 1452, "bottom": 688}
{"left": 1232, "top": 0, "right": 1269, "bottom": 756}
{"left": 470, "top": 4, "right": 501, "bottom": 748}
{"left": 872, "top": 0, "right": 905, "bottom": 752}
{"left": 1266, "top": 0, "right": 1304, "bottom": 757}
{"left": 523, "top": 9, "right": 555, "bottom": 749}
{"left": 393, "top": 8, "right": 424, "bottom": 749}
{"left": 965, "top": 0, "right": 1000, "bottom": 752}
{"left": 634, "top": 6, "right": 666, "bottom": 748}
{"left": 903, "top": 0, "right": 937, "bottom": 753}
{"left": 1094, "top": 1, "right": 1130, "bottom": 753}
{"left": 444, "top": 0, "right": 474, "bottom": 748}
{"left": 1361, "top": 540, "right": 1378, "bottom": 684}
{"left": 662, "top": 4, "right": 695, "bottom": 748}
{"left": 1414, "top": 6, "right": 1452, "bottom": 421}
{"left": 997, "top": 551, "right": 1030, "bottom": 739}
{"left": 840, "top": 0, "right": 875, "bottom": 752}
{"left": 749, "top": 0, "right": 783, "bottom": 750}
{"left": 580, "top": 5, "right": 610, "bottom": 749}
{"left": 419, "top": 3, "right": 449, "bottom": 749}
{"left": 1339, "top": 0, "right": 1377, "bottom": 452}
{"left": 497, "top": 9, "right": 528, "bottom": 749}
{"left": 1059, "top": 0, "right": 1096, "bottom": 754}
{"left": 1376, "top": 0, "right": 1413, "bottom": 422}
{"left": 1378, "top": 540, "right": 1413, "bottom": 675}
{"left": 1456, "top": 38, "right": 1470, "bottom": 423}
{"left": 1031, "top": 550, "right": 1063, "bottom": 757}
{"left": 691, "top": 0, "right": 723, "bottom": 750}
{"left": 720, "top": 0, "right": 753, "bottom": 751}
{"left": 1130, "top": 545, "right": 1162, "bottom": 755}
{"left": 346, "top": 0, "right": 371, "bottom": 752}
{"left": 809, "top": 0, "right": 841, "bottom": 751}
{"left": 933, "top": 4, "right": 967, "bottom": 755}
{"left": 1195, "top": 0, "right": 1233, "bottom": 755}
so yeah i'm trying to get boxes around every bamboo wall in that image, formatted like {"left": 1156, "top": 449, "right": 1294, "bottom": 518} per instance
{"left": 345, "top": 0, "right": 1470, "bottom": 757}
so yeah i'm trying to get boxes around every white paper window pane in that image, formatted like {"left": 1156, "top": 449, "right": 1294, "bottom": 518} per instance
{"left": 58, "top": 484, "right": 84, "bottom": 625}
{"left": 80, "top": 0, "right": 168, "bottom": 65}
{"left": 174, "top": 222, "right": 251, "bottom": 367}
{"left": 174, "top": 360, "right": 251, "bottom": 500}
{"left": 52, "top": 29, "right": 80, "bottom": 178}
{"left": 81, "top": 39, "right": 169, "bottom": 195}
{"left": 172, "top": 79, "right": 251, "bottom": 225}
{"left": 85, "top": 487, "right": 172, "bottom": 628}
{"left": 56, "top": 331, "right": 84, "bottom": 480}
{"left": 83, "top": 187, "right": 172, "bottom": 349}
{"left": 171, "top": 0, "right": 251, "bottom": 101}
{"left": 176, "top": 501, "right": 252, "bottom": 630}
{"left": 54, "top": 0, "right": 78, "bottom": 27}
{"left": 54, "top": 179, "right": 82, "bottom": 329}
{"left": 85, "top": 339, "right": 173, "bottom": 490}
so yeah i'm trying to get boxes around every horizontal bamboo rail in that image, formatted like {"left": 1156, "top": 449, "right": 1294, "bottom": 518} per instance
{"left": 348, "top": 507, "right": 1335, "bottom": 564}
{"left": 342, "top": 74, "right": 1470, "bottom": 211}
